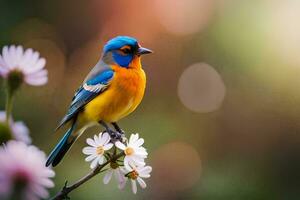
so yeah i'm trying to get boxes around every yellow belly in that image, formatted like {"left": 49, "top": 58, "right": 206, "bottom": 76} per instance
{"left": 80, "top": 64, "right": 146, "bottom": 123}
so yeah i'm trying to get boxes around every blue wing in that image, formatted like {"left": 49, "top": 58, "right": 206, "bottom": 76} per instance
{"left": 56, "top": 68, "right": 114, "bottom": 130}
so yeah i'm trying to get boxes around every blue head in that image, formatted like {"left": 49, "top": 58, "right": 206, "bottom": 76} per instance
{"left": 102, "top": 36, "right": 152, "bottom": 67}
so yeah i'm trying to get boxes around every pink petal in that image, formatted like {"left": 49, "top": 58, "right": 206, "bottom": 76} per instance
{"left": 2, "top": 46, "right": 13, "bottom": 68}
{"left": 20, "top": 48, "right": 33, "bottom": 67}
{"left": 24, "top": 58, "right": 46, "bottom": 74}
{"left": 25, "top": 76, "right": 48, "bottom": 86}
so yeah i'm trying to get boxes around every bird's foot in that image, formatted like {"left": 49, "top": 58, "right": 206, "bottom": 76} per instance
{"left": 103, "top": 129, "right": 125, "bottom": 143}
{"left": 119, "top": 130, "right": 127, "bottom": 143}
{"left": 111, "top": 131, "right": 126, "bottom": 143}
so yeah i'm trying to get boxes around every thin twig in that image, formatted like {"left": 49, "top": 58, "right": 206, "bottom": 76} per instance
{"left": 50, "top": 152, "right": 125, "bottom": 200}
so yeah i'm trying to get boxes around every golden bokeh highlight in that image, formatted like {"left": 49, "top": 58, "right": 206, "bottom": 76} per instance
{"left": 154, "top": 0, "right": 215, "bottom": 35}
{"left": 178, "top": 63, "right": 226, "bottom": 113}
{"left": 266, "top": 0, "right": 300, "bottom": 67}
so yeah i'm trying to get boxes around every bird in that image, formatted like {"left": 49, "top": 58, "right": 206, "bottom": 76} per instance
{"left": 46, "top": 36, "right": 152, "bottom": 167}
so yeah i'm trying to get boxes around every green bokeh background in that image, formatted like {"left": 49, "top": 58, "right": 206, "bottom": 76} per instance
{"left": 1, "top": 0, "right": 300, "bottom": 199}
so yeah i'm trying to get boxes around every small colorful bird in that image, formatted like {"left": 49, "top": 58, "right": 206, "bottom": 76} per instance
{"left": 46, "top": 36, "right": 152, "bottom": 167}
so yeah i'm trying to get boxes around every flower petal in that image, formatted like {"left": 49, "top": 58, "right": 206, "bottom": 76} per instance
{"left": 82, "top": 147, "right": 95, "bottom": 155}
{"left": 99, "top": 132, "right": 110, "bottom": 145}
{"left": 20, "top": 48, "right": 34, "bottom": 69}
{"left": 25, "top": 76, "right": 48, "bottom": 86}
{"left": 129, "top": 134, "right": 139, "bottom": 144}
{"left": 39, "top": 178, "right": 55, "bottom": 188}
{"left": 137, "top": 177, "right": 147, "bottom": 189}
{"left": 24, "top": 58, "right": 46, "bottom": 74}
{"left": 131, "top": 180, "right": 137, "bottom": 194}
{"left": 137, "top": 166, "right": 152, "bottom": 177}
{"left": 85, "top": 154, "right": 97, "bottom": 162}
{"left": 134, "top": 148, "right": 148, "bottom": 156}
{"left": 123, "top": 156, "right": 131, "bottom": 171}
{"left": 94, "top": 134, "right": 100, "bottom": 145}
{"left": 103, "top": 143, "right": 113, "bottom": 151}
{"left": 90, "top": 157, "right": 99, "bottom": 169}
{"left": 115, "top": 141, "right": 126, "bottom": 150}
{"left": 132, "top": 138, "right": 144, "bottom": 147}
{"left": 98, "top": 156, "right": 104, "bottom": 165}
{"left": 114, "top": 168, "right": 126, "bottom": 189}
{"left": 86, "top": 138, "right": 97, "bottom": 147}
{"left": 103, "top": 169, "right": 113, "bottom": 184}
{"left": 119, "top": 178, "right": 127, "bottom": 190}
{"left": 130, "top": 156, "right": 146, "bottom": 167}
{"left": 3, "top": 46, "right": 13, "bottom": 68}
{"left": 11, "top": 121, "right": 31, "bottom": 144}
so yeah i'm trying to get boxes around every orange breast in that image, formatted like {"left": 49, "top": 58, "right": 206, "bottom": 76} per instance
{"left": 82, "top": 57, "right": 146, "bottom": 123}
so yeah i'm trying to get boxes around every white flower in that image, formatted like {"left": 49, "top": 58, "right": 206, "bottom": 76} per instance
{"left": 0, "top": 45, "right": 47, "bottom": 86}
{"left": 122, "top": 165, "right": 152, "bottom": 194}
{"left": 0, "top": 111, "right": 31, "bottom": 144}
{"left": 0, "top": 141, "right": 55, "bottom": 200}
{"left": 115, "top": 133, "right": 148, "bottom": 171}
{"left": 82, "top": 132, "right": 113, "bottom": 169}
{"left": 103, "top": 162, "right": 126, "bottom": 189}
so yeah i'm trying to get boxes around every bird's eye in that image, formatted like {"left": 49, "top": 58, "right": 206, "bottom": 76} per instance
{"left": 119, "top": 46, "right": 131, "bottom": 54}
{"left": 121, "top": 48, "right": 131, "bottom": 54}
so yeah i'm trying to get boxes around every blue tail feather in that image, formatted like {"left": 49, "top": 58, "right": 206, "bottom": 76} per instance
{"left": 46, "top": 122, "right": 77, "bottom": 167}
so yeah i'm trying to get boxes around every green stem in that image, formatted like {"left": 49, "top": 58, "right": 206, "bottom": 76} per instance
{"left": 50, "top": 152, "right": 125, "bottom": 200}
{"left": 5, "top": 86, "right": 14, "bottom": 125}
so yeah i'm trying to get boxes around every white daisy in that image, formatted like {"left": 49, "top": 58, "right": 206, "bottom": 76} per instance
{"left": 0, "top": 111, "right": 31, "bottom": 144}
{"left": 103, "top": 162, "right": 126, "bottom": 189}
{"left": 82, "top": 132, "right": 114, "bottom": 169}
{"left": 115, "top": 133, "right": 148, "bottom": 171}
{"left": 0, "top": 45, "right": 47, "bottom": 86}
{"left": 0, "top": 141, "right": 55, "bottom": 200}
{"left": 122, "top": 165, "right": 152, "bottom": 194}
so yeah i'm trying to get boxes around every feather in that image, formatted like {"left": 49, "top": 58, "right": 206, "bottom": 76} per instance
{"left": 56, "top": 65, "right": 114, "bottom": 130}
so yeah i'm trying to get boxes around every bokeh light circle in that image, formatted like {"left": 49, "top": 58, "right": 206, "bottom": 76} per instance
{"left": 267, "top": 0, "right": 300, "bottom": 67}
{"left": 178, "top": 63, "right": 226, "bottom": 113}
{"left": 154, "top": 0, "right": 214, "bottom": 35}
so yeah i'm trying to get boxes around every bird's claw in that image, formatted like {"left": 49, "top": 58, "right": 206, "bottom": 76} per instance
{"left": 104, "top": 130, "right": 125, "bottom": 143}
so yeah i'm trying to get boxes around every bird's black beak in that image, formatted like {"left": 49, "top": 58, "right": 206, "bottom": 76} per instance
{"left": 137, "top": 47, "right": 153, "bottom": 55}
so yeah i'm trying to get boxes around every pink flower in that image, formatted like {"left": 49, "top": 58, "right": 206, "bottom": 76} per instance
{"left": 0, "top": 45, "right": 47, "bottom": 86}
{"left": 0, "top": 111, "right": 31, "bottom": 144}
{"left": 0, "top": 141, "right": 55, "bottom": 200}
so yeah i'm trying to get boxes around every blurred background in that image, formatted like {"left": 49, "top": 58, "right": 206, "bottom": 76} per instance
{"left": 1, "top": 0, "right": 300, "bottom": 199}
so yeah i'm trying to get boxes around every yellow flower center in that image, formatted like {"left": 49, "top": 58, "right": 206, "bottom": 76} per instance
{"left": 124, "top": 147, "right": 134, "bottom": 156}
{"left": 96, "top": 146, "right": 104, "bottom": 155}
{"left": 128, "top": 170, "right": 139, "bottom": 180}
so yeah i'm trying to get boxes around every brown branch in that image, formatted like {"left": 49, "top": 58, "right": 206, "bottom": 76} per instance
{"left": 50, "top": 152, "right": 125, "bottom": 200}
